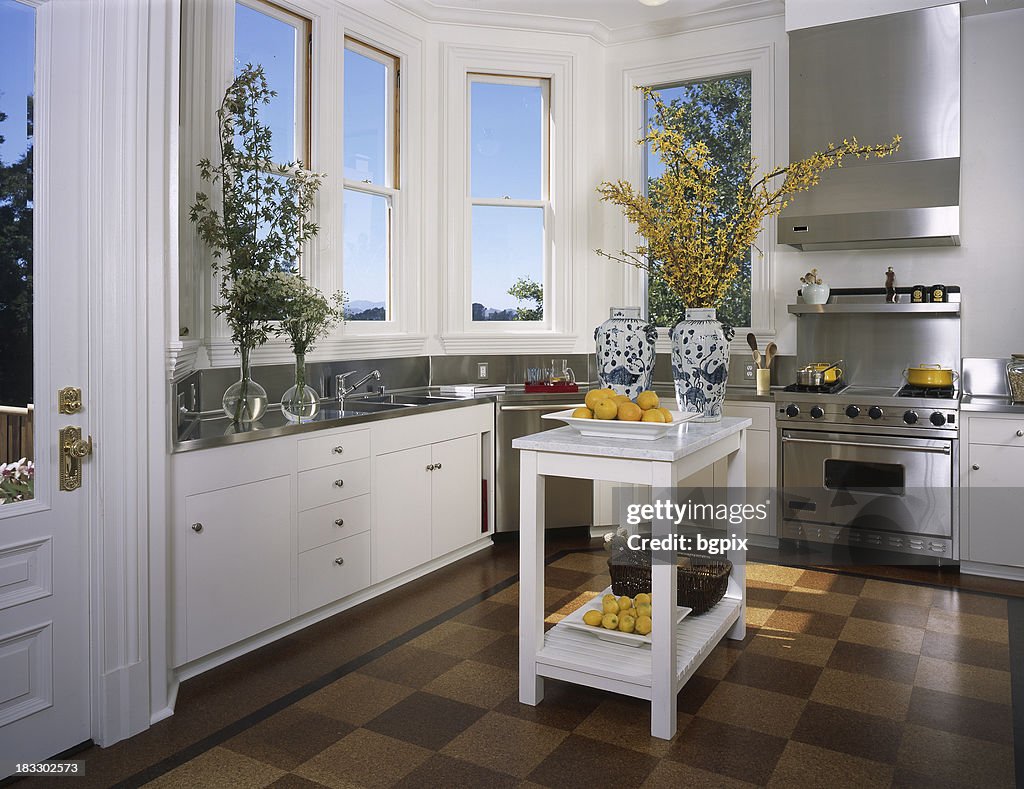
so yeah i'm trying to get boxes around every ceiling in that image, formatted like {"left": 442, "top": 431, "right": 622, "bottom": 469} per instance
{"left": 386, "top": 0, "right": 784, "bottom": 42}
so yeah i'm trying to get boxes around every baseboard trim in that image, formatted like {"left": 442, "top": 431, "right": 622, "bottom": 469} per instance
{"left": 961, "top": 561, "right": 1024, "bottom": 582}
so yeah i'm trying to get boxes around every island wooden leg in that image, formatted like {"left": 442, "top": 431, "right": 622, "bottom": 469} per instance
{"left": 650, "top": 464, "right": 678, "bottom": 739}
{"left": 725, "top": 428, "right": 747, "bottom": 641}
{"left": 519, "top": 450, "right": 545, "bottom": 705}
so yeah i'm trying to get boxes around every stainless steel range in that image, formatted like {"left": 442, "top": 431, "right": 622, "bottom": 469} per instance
{"left": 777, "top": 288, "right": 961, "bottom": 560}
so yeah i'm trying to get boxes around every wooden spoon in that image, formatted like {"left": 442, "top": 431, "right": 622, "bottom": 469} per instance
{"left": 764, "top": 342, "right": 777, "bottom": 369}
{"left": 746, "top": 332, "right": 758, "bottom": 354}
{"left": 752, "top": 349, "right": 762, "bottom": 369}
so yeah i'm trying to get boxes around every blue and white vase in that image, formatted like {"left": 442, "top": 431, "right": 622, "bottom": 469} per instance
{"left": 670, "top": 308, "right": 729, "bottom": 422}
{"left": 594, "top": 307, "right": 658, "bottom": 400}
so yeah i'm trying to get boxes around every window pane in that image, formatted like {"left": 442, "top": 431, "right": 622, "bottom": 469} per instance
{"left": 471, "top": 206, "right": 543, "bottom": 321}
{"left": 343, "top": 189, "right": 389, "bottom": 321}
{"left": 344, "top": 46, "right": 391, "bottom": 186}
{"left": 234, "top": 1, "right": 298, "bottom": 164}
{"left": 645, "top": 74, "right": 752, "bottom": 328}
{"left": 471, "top": 81, "right": 543, "bottom": 200}
{"left": 0, "top": 0, "right": 35, "bottom": 502}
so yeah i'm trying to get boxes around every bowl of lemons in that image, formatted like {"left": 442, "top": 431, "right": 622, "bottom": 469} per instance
{"left": 560, "top": 590, "right": 691, "bottom": 646}
{"left": 541, "top": 388, "right": 693, "bottom": 440}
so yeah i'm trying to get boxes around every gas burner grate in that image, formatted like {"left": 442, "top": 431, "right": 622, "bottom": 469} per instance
{"left": 896, "top": 384, "right": 957, "bottom": 399}
{"left": 783, "top": 380, "right": 848, "bottom": 395}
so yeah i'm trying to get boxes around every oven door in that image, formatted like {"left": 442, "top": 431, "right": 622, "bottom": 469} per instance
{"left": 781, "top": 429, "right": 953, "bottom": 538}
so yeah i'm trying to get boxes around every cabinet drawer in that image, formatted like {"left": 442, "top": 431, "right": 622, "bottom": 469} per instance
{"left": 723, "top": 403, "right": 771, "bottom": 431}
{"left": 298, "top": 494, "right": 371, "bottom": 553}
{"left": 298, "top": 531, "right": 371, "bottom": 614}
{"left": 968, "top": 417, "right": 1024, "bottom": 447}
{"left": 298, "top": 459, "right": 370, "bottom": 511}
{"left": 297, "top": 429, "right": 370, "bottom": 472}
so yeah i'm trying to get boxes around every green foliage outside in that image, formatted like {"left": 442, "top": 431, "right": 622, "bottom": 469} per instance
{"left": 508, "top": 276, "right": 543, "bottom": 321}
{"left": 645, "top": 75, "right": 752, "bottom": 330}
{"left": 0, "top": 102, "right": 32, "bottom": 408}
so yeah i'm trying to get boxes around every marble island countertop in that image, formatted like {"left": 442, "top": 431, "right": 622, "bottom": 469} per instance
{"left": 511, "top": 416, "right": 752, "bottom": 462}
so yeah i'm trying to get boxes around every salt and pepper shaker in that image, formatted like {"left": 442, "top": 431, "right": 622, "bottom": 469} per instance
{"left": 885, "top": 266, "right": 898, "bottom": 303}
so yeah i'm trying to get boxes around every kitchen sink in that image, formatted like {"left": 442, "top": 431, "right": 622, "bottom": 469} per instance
{"left": 335, "top": 400, "right": 411, "bottom": 413}
{"left": 361, "top": 394, "right": 460, "bottom": 406}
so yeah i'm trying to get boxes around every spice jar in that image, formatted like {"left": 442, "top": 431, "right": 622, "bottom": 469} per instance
{"left": 910, "top": 285, "right": 927, "bottom": 303}
{"left": 930, "top": 284, "right": 947, "bottom": 303}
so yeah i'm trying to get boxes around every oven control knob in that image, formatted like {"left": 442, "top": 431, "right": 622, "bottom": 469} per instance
{"left": 810, "top": 406, "right": 824, "bottom": 419}
{"left": 845, "top": 405, "right": 860, "bottom": 418}
{"left": 785, "top": 404, "right": 800, "bottom": 418}
{"left": 903, "top": 410, "right": 919, "bottom": 424}
{"left": 868, "top": 406, "right": 884, "bottom": 420}
{"left": 930, "top": 411, "right": 947, "bottom": 427}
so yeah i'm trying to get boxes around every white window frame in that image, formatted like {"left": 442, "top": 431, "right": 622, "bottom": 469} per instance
{"left": 466, "top": 73, "right": 550, "bottom": 327}
{"left": 178, "top": 0, "right": 426, "bottom": 369}
{"left": 340, "top": 36, "right": 400, "bottom": 330}
{"left": 441, "top": 44, "right": 576, "bottom": 354}
{"left": 621, "top": 45, "right": 776, "bottom": 352}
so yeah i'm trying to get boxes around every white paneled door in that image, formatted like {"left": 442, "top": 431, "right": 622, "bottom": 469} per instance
{"left": 0, "top": 0, "right": 96, "bottom": 771}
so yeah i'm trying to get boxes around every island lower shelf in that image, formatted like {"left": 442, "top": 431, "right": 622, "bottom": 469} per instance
{"left": 533, "top": 594, "right": 742, "bottom": 701}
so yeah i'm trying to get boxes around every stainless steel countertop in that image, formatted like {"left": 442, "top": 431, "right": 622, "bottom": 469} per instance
{"left": 960, "top": 394, "right": 1024, "bottom": 414}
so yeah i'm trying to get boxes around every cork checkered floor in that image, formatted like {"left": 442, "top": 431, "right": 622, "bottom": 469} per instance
{"left": 31, "top": 540, "right": 1019, "bottom": 789}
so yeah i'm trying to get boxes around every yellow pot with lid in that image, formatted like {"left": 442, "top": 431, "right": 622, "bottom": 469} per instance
{"left": 903, "top": 364, "right": 958, "bottom": 388}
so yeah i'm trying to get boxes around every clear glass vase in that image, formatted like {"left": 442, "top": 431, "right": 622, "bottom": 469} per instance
{"left": 222, "top": 344, "right": 268, "bottom": 424}
{"left": 281, "top": 352, "right": 320, "bottom": 422}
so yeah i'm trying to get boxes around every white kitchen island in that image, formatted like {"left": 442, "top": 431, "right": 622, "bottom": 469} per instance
{"left": 513, "top": 416, "right": 751, "bottom": 739}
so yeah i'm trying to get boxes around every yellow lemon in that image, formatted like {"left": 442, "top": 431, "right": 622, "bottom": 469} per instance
{"left": 617, "top": 595, "right": 633, "bottom": 611}
{"left": 635, "top": 615, "right": 652, "bottom": 635}
{"left": 602, "top": 593, "right": 617, "bottom": 604}
{"left": 634, "top": 593, "right": 651, "bottom": 605}
{"left": 618, "top": 402, "right": 643, "bottom": 422}
{"left": 582, "top": 609, "right": 604, "bottom": 627}
{"left": 594, "top": 400, "right": 618, "bottom": 420}
{"left": 636, "top": 391, "right": 660, "bottom": 411}
{"left": 618, "top": 614, "right": 636, "bottom": 633}
{"left": 613, "top": 394, "right": 630, "bottom": 404}
{"left": 601, "top": 612, "right": 619, "bottom": 630}
{"left": 636, "top": 602, "right": 652, "bottom": 618}
{"left": 624, "top": 607, "right": 638, "bottom": 619}
{"left": 571, "top": 407, "right": 594, "bottom": 419}
{"left": 658, "top": 408, "right": 674, "bottom": 423}
{"left": 602, "top": 599, "right": 620, "bottom": 614}
{"left": 641, "top": 409, "right": 665, "bottom": 423}
{"left": 584, "top": 389, "right": 609, "bottom": 410}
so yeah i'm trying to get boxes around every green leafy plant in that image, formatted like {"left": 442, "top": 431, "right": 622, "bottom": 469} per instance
{"left": 508, "top": 276, "right": 543, "bottom": 322}
{"left": 276, "top": 276, "right": 346, "bottom": 357}
{"left": 0, "top": 458, "right": 34, "bottom": 504}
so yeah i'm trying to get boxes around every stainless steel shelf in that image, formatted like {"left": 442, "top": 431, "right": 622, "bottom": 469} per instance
{"left": 788, "top": 302, "right": 961, "bottom": 316}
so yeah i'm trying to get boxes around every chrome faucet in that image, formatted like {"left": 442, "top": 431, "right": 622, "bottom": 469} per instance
{"left": 335, "top": 369, "right": 381, "bottom": 402}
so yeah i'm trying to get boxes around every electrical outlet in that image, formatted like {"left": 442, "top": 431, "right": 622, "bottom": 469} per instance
{"left": 744, "top": 363, "right": 756, "bottom": 380}
{"left": 477, "top": 362, "right": 488, "bottom": 380}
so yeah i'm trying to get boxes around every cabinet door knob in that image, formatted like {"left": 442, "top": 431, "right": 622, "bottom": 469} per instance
{"left": 334, "top": 479, "right": 345, "bottom": 488}
{"left": 426, "top": 464, "right": 435, "bottom": 471}
{"left": 333, "top": 445, "right": 344, "bottom": 454}
{"left": 1017, "top": 430, "right": 1023, "bottom": 437}
{"left": 435, "top": 463, "right": 442, "bottom": 470}
{"left": 191, "top": 522, "right": 203, "bottom": 533}
{"left": 334, "top": 557, "right": 345, "bottom": 566}
{"left": 334, "top": 518, "right": 344, "bottom": 527}
{"left": 972, "top": 464, "right": 980, "bottom": 470}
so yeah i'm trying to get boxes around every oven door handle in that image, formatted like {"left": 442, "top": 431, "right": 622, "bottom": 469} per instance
{"left": 781, "top": 436, "right": 951, "bottom": 455}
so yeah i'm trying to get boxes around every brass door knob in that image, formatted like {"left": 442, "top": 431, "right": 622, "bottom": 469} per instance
{"left": 67, "top": 435, "right": 93, "bottom": 459}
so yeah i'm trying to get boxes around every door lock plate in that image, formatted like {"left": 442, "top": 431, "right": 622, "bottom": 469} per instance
{"left": 58, "top": 387, "right": 83, "bottom": 414}
{"left": 59, "top": 425, "right": 93, "bottom": 491}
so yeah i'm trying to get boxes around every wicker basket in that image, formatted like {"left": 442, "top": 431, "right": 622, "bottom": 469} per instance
{"left": 607, "top": 553, "right": 732, "bottom": 615}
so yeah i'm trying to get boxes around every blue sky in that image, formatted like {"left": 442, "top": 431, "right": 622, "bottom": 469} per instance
{"left": 0, "top": 0, "right": 34, "bottom": 166}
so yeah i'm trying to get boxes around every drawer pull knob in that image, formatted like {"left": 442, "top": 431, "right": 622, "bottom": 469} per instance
{"left": 426, "top": 464, "right": 435, "bottom": 471}
{"left": 191, "top": 522, "right": 203, "bottom": 533}
{"left": 972, "top": 464, "right": 980, "bottom": 470}
{"left": 334, "top": 518, "right": 344, "bottom": 527}
{"left": 435, "top": 463, "right": 442, "bottom": 470}
{"left": 334, "top": 479, "right": 345, "bottom": 488}
{"left": 1017, "top": 430, "right": 1023, "bottom": 437}
{"left": 333, "top": 446, "right": 344, "bottom": 454}
{"left": 334, "top": 557, "right": 345, "bottom": 566}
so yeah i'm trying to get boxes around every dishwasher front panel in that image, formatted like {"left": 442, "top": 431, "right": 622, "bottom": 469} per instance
{"left": 496, "top": 400, "right": 593, "bottom": 532}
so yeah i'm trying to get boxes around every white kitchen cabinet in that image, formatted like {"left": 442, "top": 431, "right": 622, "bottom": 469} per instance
{"left": 298, "top": 531, "right": 372, "bottom": 614}
{"left": 962, "top": 413, "right": 1024, "bottom": 574}
{"left": 372, "top": 433, "right": 482, "bottom": 583}
{"left": 373, "top": 444, "right": 432, "bottom": 581}
{"left": 183, "top": 476, "right": 292, "bottom": 662}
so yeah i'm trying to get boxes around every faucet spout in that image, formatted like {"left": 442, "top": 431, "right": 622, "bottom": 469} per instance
{"left": 335, "top": 369, "right": 382, "bottom": 400}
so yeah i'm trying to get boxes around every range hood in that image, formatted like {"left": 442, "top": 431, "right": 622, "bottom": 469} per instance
{"left": 779, "top": 4, "right": 961, "bottom": 251}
